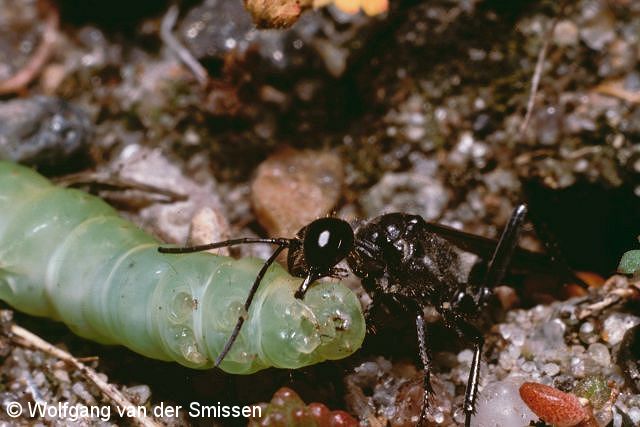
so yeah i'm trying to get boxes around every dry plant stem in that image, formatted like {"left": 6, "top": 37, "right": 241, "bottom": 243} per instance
{"left": 10, "top": 324, "right": 162, "bottom": 427}
{"left": 519, "top": 0, "right": 571, "bottom": 136}
{"left": 519, "top": 16, "right": 558, "bottom": 136}
{"left": 54, "top": 171, "right": 188, "bottom": 202}
{"left": 0, "top": 0, "right": 59, "bottom": 94}
{"left": 577, "top": 287, "right": 636, "bottom": 320}
{"left": 161, "top": 4, "right": 209, "bottom": 86}
{"left": 594, "top": 79, "right": 640, "bottom": 104}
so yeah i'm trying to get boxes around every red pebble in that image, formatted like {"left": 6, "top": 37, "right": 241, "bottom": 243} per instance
{"left": 308, "top": 403, "right": 331, "bottom": 427}
{"left": 519, "top": 382, "right": 588, "bottom": 427}
{"left": 329, "top": 410, "right": 359, "bottom": 427}
{"left": 271, "top": 387, "right": 304, "bottom": 408}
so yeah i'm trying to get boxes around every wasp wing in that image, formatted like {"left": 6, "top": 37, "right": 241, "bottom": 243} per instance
{"left": 422, "top": 221, "right": 584, "bottom": 286}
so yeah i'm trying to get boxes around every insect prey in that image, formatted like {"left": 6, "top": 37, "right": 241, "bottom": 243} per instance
{"left": 0, "top": 161, "right": 366, "bottom": 373}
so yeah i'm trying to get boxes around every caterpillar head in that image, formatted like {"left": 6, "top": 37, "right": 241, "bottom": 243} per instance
{"left": 255, "top": 272, "right": 366, "bottom": 370}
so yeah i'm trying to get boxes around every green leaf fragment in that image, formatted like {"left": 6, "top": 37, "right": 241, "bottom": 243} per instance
{"left": 618, "top": 250, "right": 640, "bottom": 274}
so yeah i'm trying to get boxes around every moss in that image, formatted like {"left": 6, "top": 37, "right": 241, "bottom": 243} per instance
{"left": 573, "top": 375, "right": 611, "bottom": 410}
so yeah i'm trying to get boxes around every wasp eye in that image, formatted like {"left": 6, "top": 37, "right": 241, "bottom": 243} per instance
{"left": 302, "top": 218, "right": 354, "bottom": 272}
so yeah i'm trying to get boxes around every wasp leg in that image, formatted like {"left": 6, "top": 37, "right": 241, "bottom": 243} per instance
{"left": 416, "top": 311, "right": 434, "bottom": 427}
{"left": 362, "top": 286, "right": 408, "bottom": 335}
{"left": 442, "top": 309, "right": 484, "bottom": 427}
{"left": 478, "top": 203, "right": 527, "bottom": 306}
{"left": 441, "top": 204, "right": 527, "bottom": 425}
{"left": 371, "top": 293, "right": 435, "bottom": 426}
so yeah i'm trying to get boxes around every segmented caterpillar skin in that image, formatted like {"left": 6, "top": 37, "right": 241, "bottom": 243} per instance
{"left": 0, "top": 162, "right": 365, "bottom": 374}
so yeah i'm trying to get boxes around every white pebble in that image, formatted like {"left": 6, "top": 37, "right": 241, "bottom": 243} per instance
{"left": 124, "top": 385, "right": 152, "bottom": 405}
{"left": 53, "top": 369, "right": 70, "bottom": 383}
{"left": 554, "top": 20, "right": 579, "bottom": 46}
{"left": 628, "top": 407, "right": 640, "bottom": 424}
{"left": 588, "top": 343, "right": 611, "bottom": 366}
{"left": 603, "top": 313, "right": 640, "bottom": 346}
{"left": 511, "top": 328, "right": 526, "bottom": 347}
{"left": 458, "top": 349, "right": 474, "bottom": 365}
{"left": 543, "top": 363, "right": 560, "bottom": 376}
{"left": 470, "top": 377, "right": 537, "bottom": 427}
{"left": 542, "top": 319, "right": 566, "bottom": 347}
{"left": 499, "top": 324, "right": 513, "bottom": 340}
{"left": 613, "top": 411, "right": 622, "bottom": 427}
{"left": 570, "top": 356, "right": 585, "bottom": 377}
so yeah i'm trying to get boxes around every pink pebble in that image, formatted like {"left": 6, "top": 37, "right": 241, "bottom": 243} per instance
{"left": 519, "top": 382, "right": 588, "bottom": 427}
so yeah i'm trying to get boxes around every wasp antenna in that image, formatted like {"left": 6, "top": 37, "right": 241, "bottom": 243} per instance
{"left": 158, "top": 237, "right": 291, "bottom": 254}
{"left": 215, "top": 244, "right": 287, "bottom": 367}
{"left": 481, "top": 203, "right": 528, "bottom": 301}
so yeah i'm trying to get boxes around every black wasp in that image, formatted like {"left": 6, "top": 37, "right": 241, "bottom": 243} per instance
{"left": 160, "top": 203, "right": 549, "bottom": 426}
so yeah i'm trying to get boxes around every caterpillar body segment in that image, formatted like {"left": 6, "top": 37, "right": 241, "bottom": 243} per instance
{"left": 0, "top": 161, "right": 365, "bottom": 373}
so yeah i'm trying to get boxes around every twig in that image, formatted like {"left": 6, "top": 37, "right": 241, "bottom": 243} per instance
{"left": 519, "top": 18, "right": 558, "bottom": 136}
{"left": 10, "top": 324, "right": 162, "bottom": 427}
{"left": 54, "top": 171, "right": 188, "bottom": 203}
{"left": 76, "top": 356, "right": 100, "bottom": 363}
{"left": 577, "top": 287, "right": 635, "bottom": 320}
{"left": 519, "top": 0, "right": 571, "bottom": 136}
{"left": 0, "top": 0, "right": 59, "bottom": 94}
{"left": 593, "top": 79, "right": 640, "bottom": 104}
{"left": 160, "top": 4, "right": 208, "bottom": 86}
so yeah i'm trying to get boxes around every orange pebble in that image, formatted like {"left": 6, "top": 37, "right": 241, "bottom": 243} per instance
{"left": 575, "top": 271, "right": 606, "bottom": 288}
{"left": 519, "top": 382, "right": 588, "bottom": 427}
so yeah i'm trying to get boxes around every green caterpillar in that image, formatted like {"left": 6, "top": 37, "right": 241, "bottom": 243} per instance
{"left": 0, "top": 161, "right": 365, "bottom": 374}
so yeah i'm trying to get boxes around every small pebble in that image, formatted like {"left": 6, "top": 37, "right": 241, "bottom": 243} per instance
{"left": 579, "top": 0, "right": 616, "bottom": 51}
{"left": 361, "top": 172, "right": 449, "bottom": 221}
{"left": 457, "top": 349, "right": 474, "bottom": 365}
{"left": 543, "top": 363, "right": 560, "bottom": 376}
{"left": 52, "top": 369, "right": 70, "bottom": 383}
{"left": 123, "top": 385, "right": 152, "bottom": 406}
{"left": 111, "top": 145, "right": 223, "bottom": 244}
{"left": 390, "top": 375, "right": 454, "bottom": 427}
{"left": 0, "top": 96, "right": 92, "bottom": 172}
{"left": 71, "top": 382, "right": 96, "bottom": 405}
{"left": 187, "top": 206, "right": 231, "bottom": 256}
{"left": 244, "top": 0, "right": 305, "bottom": 28}
{"left": 251, "top": 147, "right": 343, "bottom": 238}
{"left": 587, "top": 343, "right": 611, "bottom": 366}
{"left": 602, "top": 313, "right": 640, "bottom": 345}
{"left": 249, "top": 387, "right": 358, "bottom": 426}
{"left": 579, "top": 321, "right": 598, "bottom": 344}
{"left": 472, "top": 377, "right": 537, "bottom": 427}
{"left": 628, "top": 407, "right": 640, "bottom": 424}
{"left": 519, "top": 382, "right": 588, "bottom": 427}
{"left": 554, "top": 20, "right": 579, "bottom": 46}
{"left": 570, "top": 356, "right": 586, "bottom": 377}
